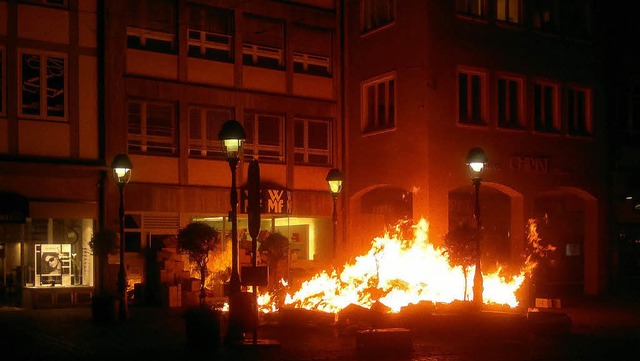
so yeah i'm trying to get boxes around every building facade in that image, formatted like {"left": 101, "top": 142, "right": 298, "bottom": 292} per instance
{"left": 102, "top": 0, "right": 341, "bottom": 304}
{"left": 0, "top": 0, "right": 100, "bottom": 308}
{"left": 343, "top": 0, "right": 609, "bottom": 298}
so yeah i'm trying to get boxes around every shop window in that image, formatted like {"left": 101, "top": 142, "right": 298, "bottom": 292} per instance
{"left": 497, "top": 75, "right": 524, "bottom": 129}
{"left": 126, "top": 0, "right": 176, "bottom": 54}
{"left": 362, "top": 73, "right": 395, "bottom": 134}
{"left": 294, "top": 118, "right": 331, "bottom": 165}
{"left": 20, "top": 218, "right": 95, "bottom": 288}
{"left": 187, "top": 4, "right": 234, "bottom": 62}
{"left": 362, "top": 0, "right": 396, "bottom": 33}
{"left": 243, "top": 111, "right": 284, "bottom": 163}
{"left": 127, "top": 99, "right": 177, "bottom": 155}
{"left": 458, "top": 69, "right": 487, "bottom": 126}
{"left": 533, "top": 81, "right": 560, "bottom": 133}
{"left": 18, "top": 50, "right": 67, "bottom": 121}
{"left": 189, "top": 105, "right": 233, "bottom": 157}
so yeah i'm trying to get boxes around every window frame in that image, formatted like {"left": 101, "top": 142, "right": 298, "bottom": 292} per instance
{"left": 566, "top": 85, "right": 592, "bottom": 137}
{"left": 188, "top": 105, "right": 234, "bottom": 158}
{"left": 0, "top": 46, "right": 5, "bottom": 118}
{"left": 496, "top": 0, "right": 521, "bottom": 25}
{"left": 127, "top": 99, "right": 178, "bottom": 155}
{"left": 293, "top": 117, "right": 332, "bottom": 166}
{"left": 532, "top": 79, "right": 561, "bottom": 134}
{"left": 243, "top": 111, "right": 285, "bottom": 163}
{"left": 361, "top": 72, "right": 396, "bottom": 134}
{"left": 456, "top": 0, "right": 487, "bottom": 18}
{"left": 530, "top": 0, "right": 559, "bottom": 35}
{"left": 18, "top": 0, "right": 68, "bottom": 9}
{"left": 186, "top": 4, "right": 234, "bottom": 62}
{"left": 18, "top": 49, "right": 68, "bottom": 122}
{"left": 361, "top": 0, "right": 396, "bottom": 34}
{"left": 293, "top": 52, "right": 331, "bottom": 77}
{"left": 496, "top": 73, "right": 525, "bottom": 130}
{"left": 457, "top": 67, "right": 488, "bottom": 126}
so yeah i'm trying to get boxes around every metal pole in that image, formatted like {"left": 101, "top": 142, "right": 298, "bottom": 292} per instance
{"left": 472, "top": 179, "right": 483, "bottom": 306}
{"left": 226, "top": 158, "right": 243, "bottom": 344}
{"left": 332, "top": 194, "right": 338, "bottom": 260}
{"left": 117, "top": 184, "right": 128, "bottom": 320}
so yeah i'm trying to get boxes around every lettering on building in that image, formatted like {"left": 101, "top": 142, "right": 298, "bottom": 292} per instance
{"left": 510, "top": 156, "right": 549, "bottom": 173}
{"left": 241, "top": 188, "right": 292, "bottom": 214}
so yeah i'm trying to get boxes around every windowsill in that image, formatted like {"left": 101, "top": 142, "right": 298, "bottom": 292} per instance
{"left": 360, "top": 21, "right": 396, "bottom": 39}
{"left": 361, "top": 126, "right": 396, "bottom": 137}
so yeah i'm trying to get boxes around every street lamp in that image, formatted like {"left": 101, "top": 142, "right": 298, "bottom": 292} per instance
{"left": 465, "top": 147, "right": 487, "bottom": 307}
{"left": 111, "top": 153, "right": 132, "bottom": 321}
{"left": 219, "top": 119, "right": 246, "bottom": 345}
{"left": 326, "top": 168, "right": 343, "bottom": 260}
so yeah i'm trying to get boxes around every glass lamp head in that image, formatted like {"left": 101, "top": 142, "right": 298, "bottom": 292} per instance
{"left": 110, "top": 154, "right": 133, "bottom": 185}
{"left": 218, "top": 120, "right": 246, "bottom": 160}
{"left": 326, "top": 168, "right": 343, "bottom": 195}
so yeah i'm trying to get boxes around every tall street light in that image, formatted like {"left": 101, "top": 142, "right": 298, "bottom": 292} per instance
{"left": 465, "top": 147, "right": 487, "bottom": 307}
{"left": 219, "top": 119, "right": 246, "bottom": 345}
{"left": 326, "top": 168, "right": 343, "bottom": 260}
{"left": 111, "top": 154, "right": 132, "bottom": 321}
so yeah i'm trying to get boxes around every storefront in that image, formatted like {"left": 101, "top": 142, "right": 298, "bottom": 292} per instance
{"left": 1, "top": 191, "right": 97, "bottom": 309}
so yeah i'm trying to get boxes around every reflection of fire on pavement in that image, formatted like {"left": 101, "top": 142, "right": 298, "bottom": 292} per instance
{"left": 254, "top": 217, "right": 553, "bottom": 315}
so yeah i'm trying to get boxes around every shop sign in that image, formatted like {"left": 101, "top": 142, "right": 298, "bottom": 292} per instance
{"left": 510, "top": 155, "right": 549, "bottom": 173}
{"left": 241, "top": 188, "right": 292, "bottom": 214}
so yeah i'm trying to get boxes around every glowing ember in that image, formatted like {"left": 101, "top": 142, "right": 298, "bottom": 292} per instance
{"left": 259, "top": 217, "right": 548, "bottom": 314}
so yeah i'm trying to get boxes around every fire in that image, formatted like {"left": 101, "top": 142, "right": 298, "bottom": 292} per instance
{"left": 258, "top": 217, "right": 548, "bottom": 314}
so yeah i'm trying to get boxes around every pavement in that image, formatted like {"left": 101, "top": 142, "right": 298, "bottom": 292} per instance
{"left": 0, "top": 293, "right": 639, "bottom": 361}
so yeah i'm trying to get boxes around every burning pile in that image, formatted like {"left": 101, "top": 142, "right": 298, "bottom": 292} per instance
{"left": 258, "top": 217, "right": 549, "bottom": 314}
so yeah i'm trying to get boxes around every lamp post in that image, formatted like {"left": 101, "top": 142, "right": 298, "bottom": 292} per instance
{"left": 326, "top": 168, "right": 343, "bottom": 260}
{"left": 465, "top": 147, "right": 487, "bottom": 307}
{"left": 111, "top": 153, "right": 132, "bottom": 321}
{"left": 219, "top": 119, "right": 246, "bottom": 345}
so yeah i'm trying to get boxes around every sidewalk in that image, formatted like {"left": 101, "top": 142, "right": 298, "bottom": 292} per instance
{"left": 1, "top": 294, "right": 639, "bottom": 361}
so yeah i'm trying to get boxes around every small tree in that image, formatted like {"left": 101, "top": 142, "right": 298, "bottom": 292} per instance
{"left": 89, "top": 228, "right": 119, "bottom": 295}
{"left": 444, "top": 223, "right": 477, "bottom": 301}
{"left": 177, "top": 222, "right": 219, "bottom": 305}
{"left": 258, "top": 232, "right": 289, "bottom": 289}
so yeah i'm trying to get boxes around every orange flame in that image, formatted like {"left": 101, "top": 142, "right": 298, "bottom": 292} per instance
{"left": 257, "top": 217, "right": 550, "bottom": 314}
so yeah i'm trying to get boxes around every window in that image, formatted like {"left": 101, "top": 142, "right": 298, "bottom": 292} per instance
{"left": 566, "top": 0, "right": 593, "bottom": 40}
{"left": 243, "top": 112, "right": 284, "bottom": 162}
{"left": 187, "top": 4, "right": 233, "bottom": 62}
{"left": 458, "top": 70, "right": 486, "bottom": 125}
{"left": 126, "top": 0, "right": 176, "bottom": 54}
{"left": 567, "top": 86, "right": 591, "bottom": 136}
{"left": 19, "top": 51, "right": 67, "bottom": 121}
{"left": 362, "top": 74, "right": 395, "bottom": 133}
{"left": 496, "top": 0, "right": 521, "bottom": 24}
{"left": 294, "top": 118, "right": 332, "bottom": 165}
{"left": 497, "top": 76, "right": 523, "bottom": 129}
{"left": 617, "top": 88, "right": 640, "bottom": 135}
{"left": 189, "top": 106, "right": 233, "bottom": 157}
{"left": 533, "top": 81, "right": 559, "bottom": 133}
{"left": 456, "top": 0, "right": 486, "bottom": 17}
{"left": 19, "top": 0, "right": 67, "bottom": 8}
{"left": 127, "top": 100, "right": 177, "bottom": 155}
{"left": 531, "top": 0, "right": 558, "bottom": 34}
{"left": 362, "top": 0, "right": 396, "bottom": 33}
{"left": 291, "top": 26, "right": 332, "bottom": 77}
{"left": 0, "top": 47, "right": 4, "bottom": 117}
{"left": 243, "top": 15, "right": 284, "bottom": 70}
